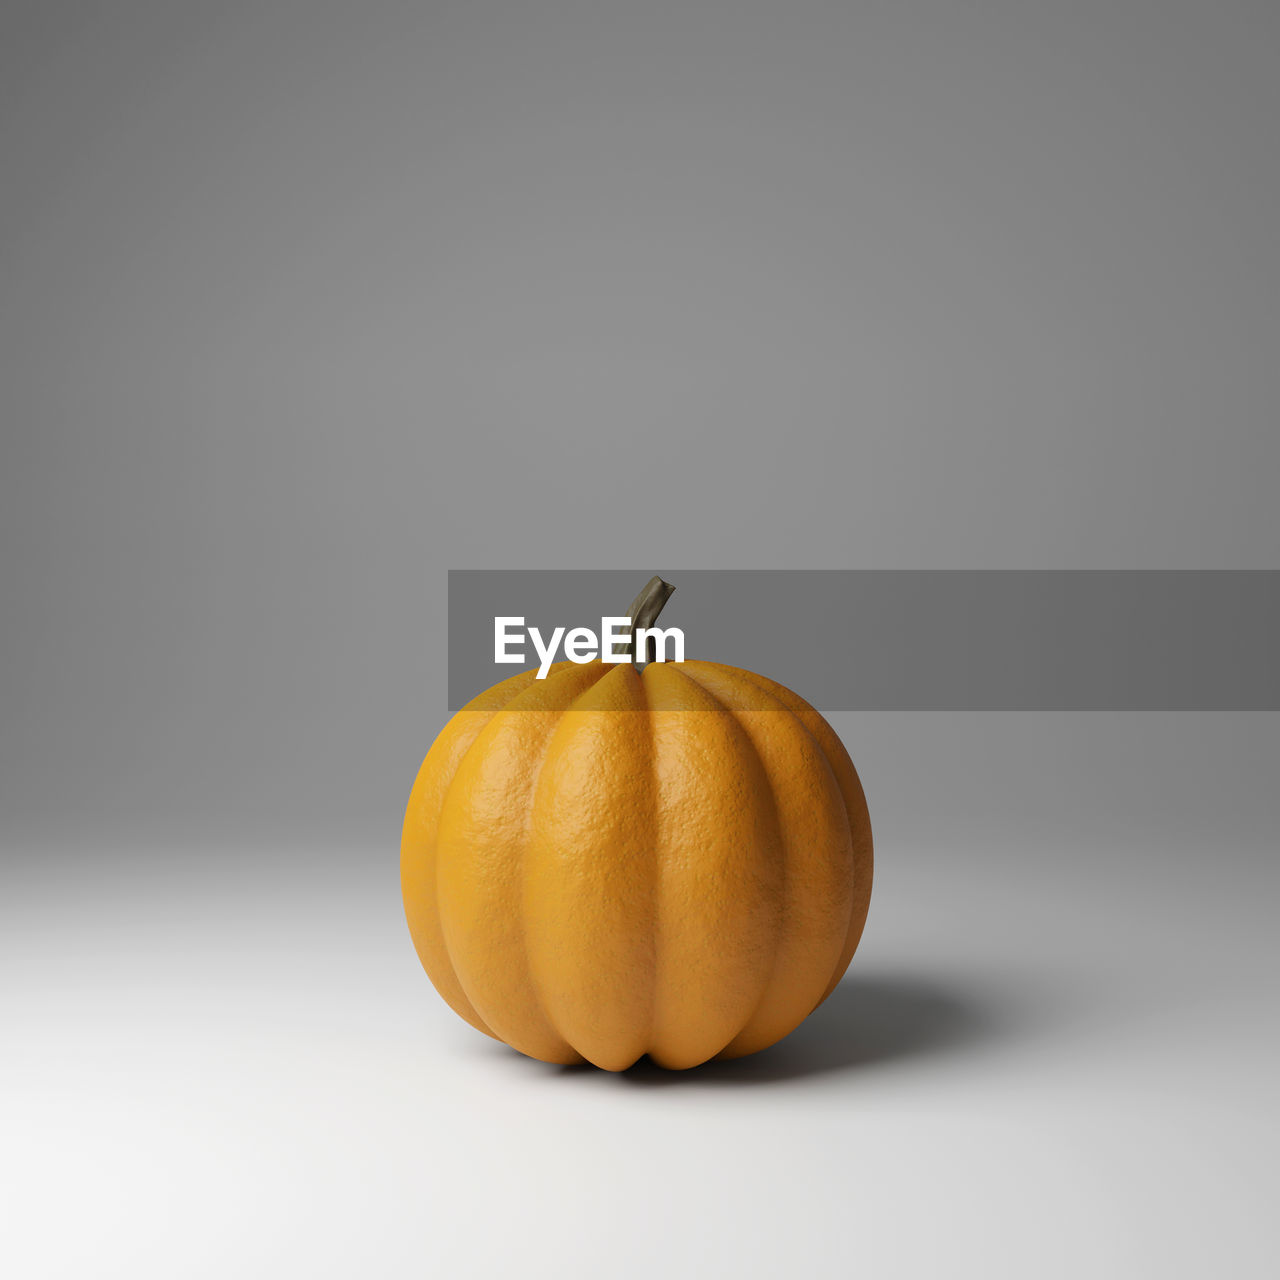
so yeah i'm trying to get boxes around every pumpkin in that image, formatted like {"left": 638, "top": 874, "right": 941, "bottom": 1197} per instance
{"left": 401, "top": 577, "right": 872, "bottom": 1070}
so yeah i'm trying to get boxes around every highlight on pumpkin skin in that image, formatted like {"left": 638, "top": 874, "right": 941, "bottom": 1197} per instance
{"left": 401, "top": 580, "right": 873, "bottom": 1071}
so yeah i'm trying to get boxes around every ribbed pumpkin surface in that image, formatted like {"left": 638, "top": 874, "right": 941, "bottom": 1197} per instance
{"left": 401, "top": 659, "right": 872, "bottom": 1070}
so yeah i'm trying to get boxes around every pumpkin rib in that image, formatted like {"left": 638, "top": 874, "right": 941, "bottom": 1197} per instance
{"left": 522, "top": 664, "right": 657, "bottom": 1070}
{"left": 640, "top": 662, "right": 786, "bottom": 1069}
{"left": 714, "top": 663, "right": 874, "bottom": 1008}
{"left": 400, "top": 665, "right": 551, "bottom": 1040}
{"left": 678, "top": 662, "right": 854, "bottom": 1059}
{"left": 434, "top": 661, "right": 612, "bottom": 1065}
{"left": 637, "top": 665, "right": 660, "bottom": 1067}
{"left": 662, "top": 665, "right": 791, "bottom": 1061}
{"left": 403, "top": 663, "right": 585, "bottom": 1041}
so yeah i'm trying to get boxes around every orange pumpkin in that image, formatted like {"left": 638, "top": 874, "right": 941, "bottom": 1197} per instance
{"left": 401, "top": 578, "right": 872, "bottom": 1070}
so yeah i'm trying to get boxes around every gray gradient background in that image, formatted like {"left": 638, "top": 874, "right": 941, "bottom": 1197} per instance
{"left": 2, "top": 3, "right": 1278, "bottom": 1277}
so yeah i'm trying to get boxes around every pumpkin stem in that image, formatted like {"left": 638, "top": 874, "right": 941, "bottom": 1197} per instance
{"left": 616, "top": 575, "right": 676, "bottom": 663}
